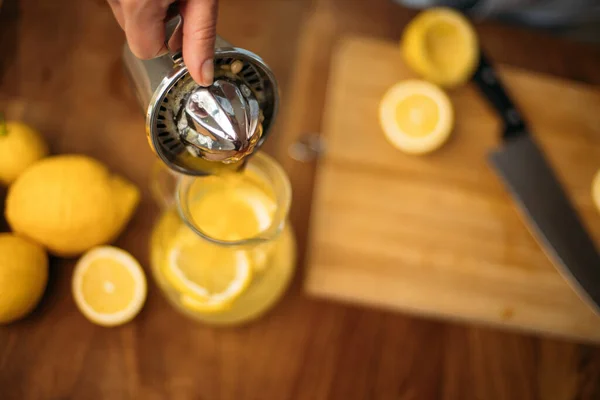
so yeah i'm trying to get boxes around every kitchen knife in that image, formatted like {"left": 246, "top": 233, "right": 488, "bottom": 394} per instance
{"left": 473, "top": 52, "right": 600, "bottom": 314}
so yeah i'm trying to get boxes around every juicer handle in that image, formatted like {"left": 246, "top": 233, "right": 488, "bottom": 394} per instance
{"left": 165, "top": 3, "right": 184, "bottom": 61}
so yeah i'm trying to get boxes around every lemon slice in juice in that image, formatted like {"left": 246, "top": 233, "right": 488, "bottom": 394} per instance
{"left": 72, "top": 246, "right": 147, "bottom": 327}
{"left": 402, "top": 7, "right": 479, "bottom": 88}
{"left": 379, "top": 79, "right": 453, "bottom": 154}
{"left": 166, "top": 230, "right": 253, "bottom": 312}
{"left": 189, "top": 175, "right": 277, "bottom": 274}
{"left": 162, "top": 177, "right": 277, "bottom": 312}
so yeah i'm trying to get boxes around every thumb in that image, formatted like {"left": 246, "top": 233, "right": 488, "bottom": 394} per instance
{"left": 181, "top": 0, "right": 218, "bottom": 86}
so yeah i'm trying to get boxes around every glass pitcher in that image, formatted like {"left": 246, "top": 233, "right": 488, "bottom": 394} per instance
{"left": 149, "top": 152, "right": 296, "bottom": 326}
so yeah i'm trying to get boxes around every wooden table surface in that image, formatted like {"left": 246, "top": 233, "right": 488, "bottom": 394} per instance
{"left": 1, "top": 0, "right": 600, "bottom": 399}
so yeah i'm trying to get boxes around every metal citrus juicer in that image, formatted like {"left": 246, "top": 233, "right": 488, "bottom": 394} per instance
{"left": 122, "top": 7, "right": 279, "bottom": 176}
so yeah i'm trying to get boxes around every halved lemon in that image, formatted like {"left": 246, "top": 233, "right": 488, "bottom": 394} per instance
{"left": 72, "top": 246, "right": 147, "bottom": 327}
{"left": 379, "top": 79, "right": 454, "bottom": 154}
{"left": 592, "top": 169, "right": 600, "bottom": 212}
{"left": 402, "top": 7, "right": 479, "bottom": 88}
{"left": 163, "top": 228, "right": 253, "bottom": 312}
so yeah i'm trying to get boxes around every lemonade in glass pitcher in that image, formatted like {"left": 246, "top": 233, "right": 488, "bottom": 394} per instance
{"left": 149, "top": 152, "right": 296, "bottom": 325}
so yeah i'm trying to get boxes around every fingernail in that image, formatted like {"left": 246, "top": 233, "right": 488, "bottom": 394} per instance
{"left": 201, "top": 59, "right": 214, "bottom": 86}
{"left": 153, "top": 47, "right": 169, "bottom": 59}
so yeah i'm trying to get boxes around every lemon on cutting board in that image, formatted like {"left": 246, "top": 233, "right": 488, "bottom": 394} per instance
{"left": 72, "top": 246, "right": 147, "bottom": 327}
{"left": 0, "top": 117, "right": 49, "bottom": 186}
{"left": 379, "top": 79, "right": 454, "bottom": 154}
{"left": 5, "top": 155, "right": 140, "bottom": 257}
{"left": 401, "top": 7, "right": 479, "bottom": 88}
{"left": 0, "top": 233, "right": 48, "bottom": 324}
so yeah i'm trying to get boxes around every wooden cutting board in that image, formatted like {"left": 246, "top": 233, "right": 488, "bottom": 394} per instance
{"left": 304, "top": 36, "right": 600, "bottom": 343}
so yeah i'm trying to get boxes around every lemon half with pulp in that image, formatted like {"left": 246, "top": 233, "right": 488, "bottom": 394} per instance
{"left": 379, "top": 79, "right": 454, "bottom": 154}
{"left": 72, "top": 246, "right": 147, "bottom": 327}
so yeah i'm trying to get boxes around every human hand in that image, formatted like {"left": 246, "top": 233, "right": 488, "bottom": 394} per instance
{"left": 108, "top": 0, "right": 218, "bottom": 86}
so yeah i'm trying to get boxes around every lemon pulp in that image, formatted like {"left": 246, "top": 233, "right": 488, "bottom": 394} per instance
{"left": 80, "top": 257, "right": 137, "bottom": 314}
{"left": 150, "top": 169, "right": 296, "bottom": 325}
{"left": 395, "top": 94, "right": 440, "bottom": 138}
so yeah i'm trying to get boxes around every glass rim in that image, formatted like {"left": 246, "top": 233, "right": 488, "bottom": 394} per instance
{"left": 175, "top": 152, "right": 292, "bottom": 247}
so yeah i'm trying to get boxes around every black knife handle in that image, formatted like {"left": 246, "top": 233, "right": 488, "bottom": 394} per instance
{"left": 473, "top": 51, "right": 528, "bottom": 140}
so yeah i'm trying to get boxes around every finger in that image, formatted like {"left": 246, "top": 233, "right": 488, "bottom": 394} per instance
{"left": 181, "top": 0, "right": 218, "bottom": 86}
{"left": 106, "top": 0, "right": 125, "bottom": 30}
{"left": 122, "top": 0, "right": 171, "bottom": 59}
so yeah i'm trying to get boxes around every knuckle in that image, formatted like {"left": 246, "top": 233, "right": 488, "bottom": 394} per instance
{"left": 132, "top": 45, "right": 165, "bottom": 60}
{"left": 120, "top": 0, "right": 137, "bottom": 12}
{"left": 128, "top": 37, "right": 164, "bottom": 59}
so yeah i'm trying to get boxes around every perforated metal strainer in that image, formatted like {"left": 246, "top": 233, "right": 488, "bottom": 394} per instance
{"left": 123, "top": 11, "right": 279, "bottom": 176}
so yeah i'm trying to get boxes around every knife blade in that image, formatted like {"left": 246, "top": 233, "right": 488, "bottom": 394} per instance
{"left": 473, "top": 52, "right": 600, "bottom": 314}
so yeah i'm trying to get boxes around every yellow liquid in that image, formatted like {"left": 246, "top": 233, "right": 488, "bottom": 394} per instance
{"left": 149, "top": 172, "right": 296, "bottom": 326}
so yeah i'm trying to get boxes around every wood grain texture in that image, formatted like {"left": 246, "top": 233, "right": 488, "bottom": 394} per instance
{"left": 0, "top": 0, "right": 600, "bottom": 399}
{"left": 305, "top": 36, "right": 600, "bottom": 343}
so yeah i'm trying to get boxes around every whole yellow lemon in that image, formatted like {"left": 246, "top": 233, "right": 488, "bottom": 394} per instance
{"left": 5, "top": 155, "right": 140, "bottom": 257}
{"left": 0, "top": 233, "right": 48, "bottom": 324}
{"left": 0, "top": 120, "right": 49, "bottom": 186}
